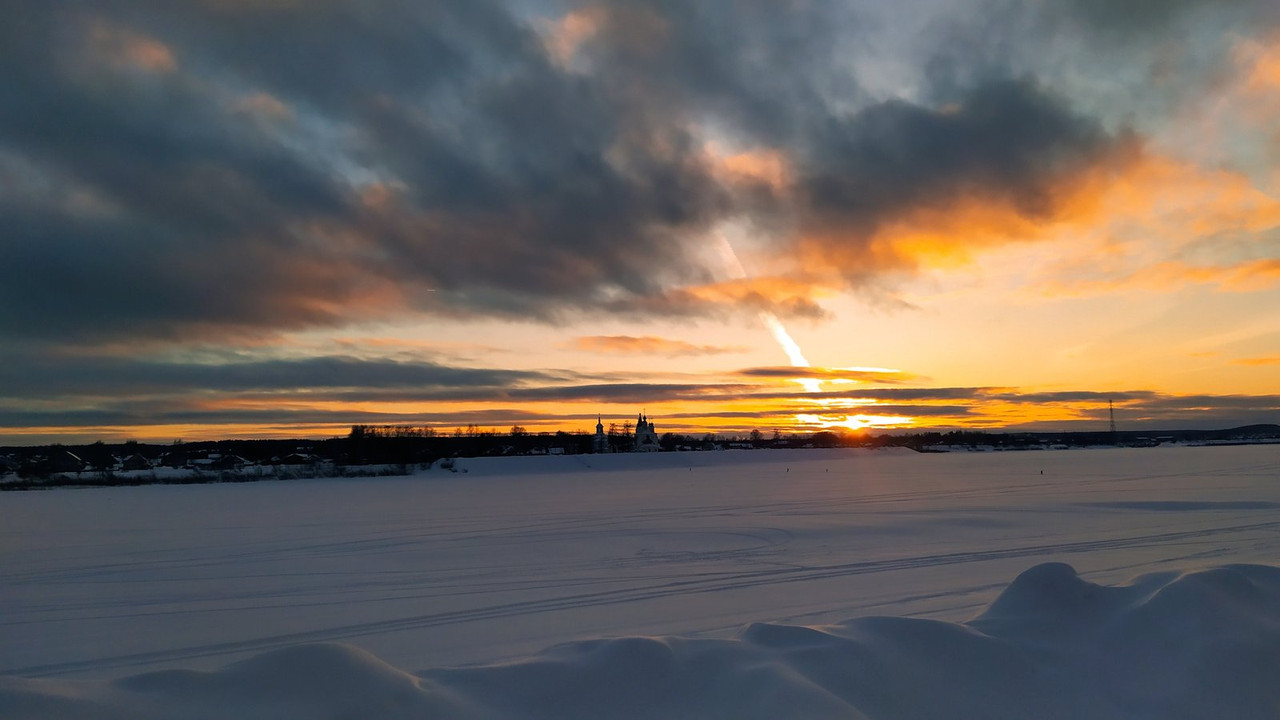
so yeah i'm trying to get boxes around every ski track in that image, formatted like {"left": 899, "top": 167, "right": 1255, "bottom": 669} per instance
{"left": 7, "top": 515, "right": 1279, "bottom": 677}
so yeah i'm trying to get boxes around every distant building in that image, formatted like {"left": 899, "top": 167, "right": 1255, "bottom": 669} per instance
{"left": 634, "top": 413, "right": 661, "bottom": 452}
{"left": 190, "top": 452, "right": 248, "bottom": 471}
{"left": 593, "top": 416, "right": 609, "bottom": 454}
{"left": 120, "top": 454, "right": 153, "bottom": 472}
{"left": 593, "top": 414, "right": 662, "bottom": 452}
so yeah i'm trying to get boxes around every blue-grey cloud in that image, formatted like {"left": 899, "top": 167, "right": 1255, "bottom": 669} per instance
{"left": 0, "top": 353, "right": 571, "bottom": 398}
{"left": 2, "top": 0, "right": 1225, "bottom": 346}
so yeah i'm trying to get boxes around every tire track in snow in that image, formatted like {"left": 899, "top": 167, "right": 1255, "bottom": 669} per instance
{"left": 9, "top": 517, "right": 1280, "bottom": 678}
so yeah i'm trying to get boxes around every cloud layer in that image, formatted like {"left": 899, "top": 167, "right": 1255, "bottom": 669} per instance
{"left": 9, "top": 0, "right": 1275, "bottom": 345}
{"left": 4, "top": 350, "right": 1275, "bottom": 440}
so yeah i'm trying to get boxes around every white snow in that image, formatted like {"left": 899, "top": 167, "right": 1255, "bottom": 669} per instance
{"left": 2, "top": 445, "right": 1279, "bottom": 718}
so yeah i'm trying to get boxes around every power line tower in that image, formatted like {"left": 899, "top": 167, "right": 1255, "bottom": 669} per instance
{"left": 1109, "top": 398, "right": 1118, "bottom": 444}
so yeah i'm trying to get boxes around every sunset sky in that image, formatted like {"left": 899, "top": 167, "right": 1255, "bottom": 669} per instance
{"left": 2, "top": 0, "right": 1279, "bottom": 444}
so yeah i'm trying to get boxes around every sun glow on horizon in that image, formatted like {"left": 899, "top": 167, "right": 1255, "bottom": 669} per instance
{"left": 794, "top": 413, "right": 915, "bottom": 431}
{"left": 714, "top": 232, "right": 917, "bottom": 430}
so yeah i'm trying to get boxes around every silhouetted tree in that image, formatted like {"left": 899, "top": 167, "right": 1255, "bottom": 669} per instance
{"left": 812, "top": 431, "right": 839, "bottom": 448}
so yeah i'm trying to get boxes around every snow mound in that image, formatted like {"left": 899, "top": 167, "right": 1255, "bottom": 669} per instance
{"left": 0, "top": 644, "right": 447, "bottom": 720}
{"left": 5, "top": 563, "right": 1280, "bottom": 719}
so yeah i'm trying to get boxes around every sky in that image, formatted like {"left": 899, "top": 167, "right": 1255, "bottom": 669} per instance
{"left": 2, "top": 0, "right": 1279, "bottom": 445}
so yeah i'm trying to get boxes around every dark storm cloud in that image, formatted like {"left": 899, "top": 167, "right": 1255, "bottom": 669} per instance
{"left": 983, "top": 390, "right": 1280, "bottom": 431}
{"left": 1048, "top": 0, "right": 1274, "bottom": 38}
{"left": 925, "top": 0, "right": 1280, "bottom": 137}
{"left": 1138, "top": 394, "right": 1280, "bottom": 411}
{"left": 223, "top": 383, "right": 990, "bottom": 406}
{"left": 0, "top": 1, "right": 733, "bottom": 343}
{"left": 1, "top": 0, "right": 1151, "bottom": 347}
{"left": 797, "top": 77, "right": 1119, "bottom": 239}
{"left": 987, "top": 391, "right": 1160, "bottom": 404}
{"left": 0, "top": 6, "right": 374, "bottom": 341}
{"left": 929, "top": 0, "right": 1277, "bottom": 73}
{"left": 506, "top": 382, "right": 750, "bottom": 403}
{"left": 979, "top": 389, "right": 1280, "bottom": 412}
{"left": 309, "top": 381, "right": 758, "bottom": 405}
{"left": 0, "top": 354, "right": 566, "bottom": 398}
{"left": 670, "top": 404, "right": 975, "bottom": 421}
{"left": 856, "top": 387, "right": 990, "bottom": 401}
{"left": 0, "top": 405, "right": 573, "bottom": 431}
{"left": 571, "top": 0, "right": 865, "bottom": 143}
{"left": 735, "top": 367, "right": 920, "bottom": 383}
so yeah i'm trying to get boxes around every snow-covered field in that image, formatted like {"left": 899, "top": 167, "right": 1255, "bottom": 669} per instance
{"left": 3, "top": 445, "right": 1279, "bottom": 719}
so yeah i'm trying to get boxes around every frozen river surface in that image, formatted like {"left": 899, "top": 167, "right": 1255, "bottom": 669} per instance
{"left": 2, "top": 445, "right": 1279, "bottom": 719}
{"left": 4, "top": 445, "right": 1278, "bottom": 678}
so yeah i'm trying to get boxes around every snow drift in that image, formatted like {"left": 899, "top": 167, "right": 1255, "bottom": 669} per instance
{"left": 4, "top": 562, "right": 1279, "bottom": 720}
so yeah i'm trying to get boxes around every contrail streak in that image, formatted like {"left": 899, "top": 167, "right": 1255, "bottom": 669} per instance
{"left": 712, "top": 233, "right": 912, "bottom": 431}
{"left": 714, "top": 235, "right": 822, "bottom": 393}
{"left": 760, "top": 314, "right": 823, "bottom": 393}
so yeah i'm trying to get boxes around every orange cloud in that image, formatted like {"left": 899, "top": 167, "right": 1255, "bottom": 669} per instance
{"left": 84, "top": 21, "right": 177, "bottom": 74}
{"left": 1046, "top": 257, "right": 1280, "bottom": 296}
{"left": 1234, "top": 355, "right": 1280, "bottom": 366}
{"left": 794, "top": 142, "right": 1138, "bottom": 281}
{"left": 852, "top": 147, "right": 1280, "bottom": 300}
{"left": 1216, "top": 258, "right": 1280, "bottom": 291}
{"left": 542, "top": 7, "right": 607, "bottom": 65}
{"left": 1024, "top": 151, "right": 1280, "bottom": 298}
{"left": 789, "top": 108, "right": 1279, "bottom": 300}
{"left": 542, "top": 5, "right": 670, "bottom": 66}
{"left": 707, "top": 145, "right": 793, "bottom": 191}
{"left": 233, "top": 92, "right": 293, "bottom": 122}
{"left": 736, "top": 366, "right": 918, "bottom": 384}
{"left": 640, "top": 272, "right": 839, "bottom": 317}
{"left": 356, "top": 182, "right": 404, "bottom": 212}
{"left": 793, "top": 412, "right": 914, "bottom": 431}
{"left": 1105, "top": 155, "right": 1280, "bottom": 237}
{"left": 1234, "top": 33, "right": 1280, "bottom": 94}
{"left": 862, "top": 193, "right": 1072, "bottom": 269}
{"left": 569, "top": 335, "right": 745, "bottom": 357}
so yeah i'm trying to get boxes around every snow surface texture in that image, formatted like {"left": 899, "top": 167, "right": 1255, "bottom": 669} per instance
{"left": 3, "top": 446, "right": 1280, "bottom": 718}
{"left": 4, "top": 564, "right": 1280, "bottom": 719}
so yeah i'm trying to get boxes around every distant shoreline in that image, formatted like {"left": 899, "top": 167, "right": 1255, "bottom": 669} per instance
{"left": 3, "top": 438, "right": 1277, "bottom": 491}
